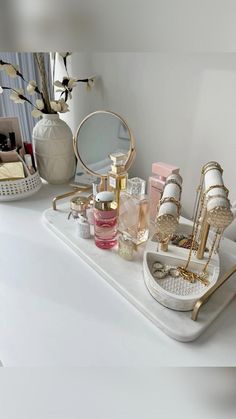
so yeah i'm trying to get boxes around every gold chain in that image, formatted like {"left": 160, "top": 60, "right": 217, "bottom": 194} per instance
{"left": 164, "top": 178, "right": 182, "bottom": 194}
{"left": 202, "top": 228, "right": 221, "bottom": 274}
{"left": 184, "top": 171, "right": 204, "bottom": 270}
{"left": 159, "top": 196, "right": 181, "bottom": 216}
{"left": 204, "top": 184, "right": 229, "bottom": 196}
{"left": 202, "top": 161, "right": 223, "bottom": 175}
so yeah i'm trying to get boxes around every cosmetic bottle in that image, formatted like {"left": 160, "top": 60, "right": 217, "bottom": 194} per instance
{"left": 118, "top": 233, "right": 135, "bottom": 261}
{"left": 69, "top": 195, "right": 89, "bottom": 219}
{"left": 92, "top": 179, "right": 100, "bottom": 197}
{"left": 107, "top": 152, "right": 128, "bottom": 208}
{"left": 94, "top": 191, "right": 118, "bottom": 249}
{"left": 77, "top": 215, "right": 91, "bottom": 239}
{"left": 85, "top": 179, "right": 101, "bottom": 225}
{"left": 86, "top": 200, "right": 95, "bottom": 225}
{"left": 119, "top": 177, "right": 149, "bottom": 245}
{"left": 148, "top": 162, "right": 179, "bottom": 224}
{"left": 24, "top": 154, "right": 35, "bottom": 175}
{"left": 9, "top": 132, "right": 16, "bottom": 150}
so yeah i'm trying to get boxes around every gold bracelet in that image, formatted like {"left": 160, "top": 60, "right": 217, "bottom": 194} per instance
{"left": 202, "top": 161, "right": 223, "bottom": 175}
{"left": 159, "top": 197, "right": 181, "bottom": 215}
{"left": 207, "top": 194, "right": 230, "bottom": 204}
{"left": 164, "top": 178, "right": 182, "bottom": 194}
{"left": 204, "top": 184, "right": 229, "bottom": 197}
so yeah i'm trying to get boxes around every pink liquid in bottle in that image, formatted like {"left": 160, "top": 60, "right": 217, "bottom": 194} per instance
{"left": 94, "top": 191, "right": 118, "bottom": 249}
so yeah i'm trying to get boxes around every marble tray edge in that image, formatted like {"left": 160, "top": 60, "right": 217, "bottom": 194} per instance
{"left": 42, "top": 208, "right": 235, "bottom": 343}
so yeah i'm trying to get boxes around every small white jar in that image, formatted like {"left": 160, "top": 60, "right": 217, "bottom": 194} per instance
{"left": 77, "top": 216, "right": 91, "bottom": 239}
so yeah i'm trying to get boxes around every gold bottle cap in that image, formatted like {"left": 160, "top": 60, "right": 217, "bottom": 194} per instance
{"left": 109, "top": 152, "right": 127, "bottom": 174}
{"left": 70, "top": 195, "right": 89, "bottom": 213}
{"left": 109, "top": 152, "right": 127, "bottom": 165}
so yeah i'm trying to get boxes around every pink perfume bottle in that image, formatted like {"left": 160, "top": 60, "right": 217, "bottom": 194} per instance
{"left": 94, "top": 191, "right": 118, "bottom": 249}
{"left": 148, "top": 162, "right": 180, "bottom": 224}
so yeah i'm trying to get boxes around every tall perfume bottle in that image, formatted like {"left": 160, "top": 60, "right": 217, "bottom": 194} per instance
{"left": 94, "top": 191, "right": 118, "bottom": 249}
{"left": 119, "top": 177, "right": 149, "bottom": 245}
{"left": 148, "top": 162, "right": 179, "bottom": 224}
{"left": 107, "top": 152, "right": 128, "bottom": 208}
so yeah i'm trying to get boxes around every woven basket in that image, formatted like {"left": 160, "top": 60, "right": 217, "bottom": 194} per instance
{"left": 0, "top": 170, "right": 42, "bottom": 201}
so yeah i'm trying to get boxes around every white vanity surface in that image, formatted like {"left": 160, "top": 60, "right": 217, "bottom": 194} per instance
{"left": 0, "top": 182, "right": 236, "bottom": 366}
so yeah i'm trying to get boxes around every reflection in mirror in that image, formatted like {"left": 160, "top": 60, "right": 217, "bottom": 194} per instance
{"left": 74, "top": 111, "right": 134, "bottom": 180}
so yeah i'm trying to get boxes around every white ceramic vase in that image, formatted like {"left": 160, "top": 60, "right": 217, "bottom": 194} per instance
{"left": 32, "top": 114, "right": 75, "bottom": 184}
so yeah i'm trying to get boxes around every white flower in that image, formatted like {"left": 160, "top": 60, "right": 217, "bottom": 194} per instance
{"left": 54, "top": 77, "right": 76, "bottom": 99}
{"left": 31, "top": 109, "right": 42, "bottom": 118}
{"left": 50, "top": 99, "right": 69, "bottom": 113}
{"left": 0, "top": 86, "right": 3, "bottom": 94}
{"left": 50, "top": 102, "right": 59, "bottom": 112}
{"left": 10, "top": 89, "right": 26, "bottom": 104}
{"left": 86, "top": 77, "right": 95, "bottom": 91}
{"left": 27, "top": 80, "right": 37, "bottom": 95}
{"left": 36, "top": 99, "right": 44, "bottom": 110}
{"left": 3, "top": 64, "right": 18, "bottom": 78}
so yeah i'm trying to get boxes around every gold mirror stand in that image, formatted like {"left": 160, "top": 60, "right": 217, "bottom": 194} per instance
{"left": 191, "top": 264, "right": 236, "bottom": 321}
{"left": 52, "top": 185, "right": 92, "bottom": 210}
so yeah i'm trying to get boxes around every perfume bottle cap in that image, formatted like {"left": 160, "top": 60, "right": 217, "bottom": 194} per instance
{"left": 109, "top": 152, "right": 127, "bottom": 165}
{"left": 127, "top": 177, "right": 146, "bottom": 196}
{"left": 95, "top": 191, "right": 117, "bottom": 211}
{"left": 109, "top": 152, "right": 127, "bottom": 174}
{"left": 70, "top": 195, "right": 89, "bottom": 213}
{"left": 152, "top": 162, "right": 179, "bottom": 178}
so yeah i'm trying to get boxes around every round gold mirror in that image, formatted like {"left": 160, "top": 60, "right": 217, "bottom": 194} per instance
{"left": 73, "top": 110, "right": 135, "bottom": 181}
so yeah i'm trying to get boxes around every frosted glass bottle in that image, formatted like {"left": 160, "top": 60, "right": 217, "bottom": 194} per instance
{"left": 119, "top": 177, "right": 149, "bottom": 245}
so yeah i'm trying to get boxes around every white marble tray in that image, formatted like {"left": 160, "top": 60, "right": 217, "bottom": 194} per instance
{"left": 43, "top": 204, "right": 235, "bottom": 342}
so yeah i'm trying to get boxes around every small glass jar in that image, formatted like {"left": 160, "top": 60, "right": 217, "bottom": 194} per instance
{"left": 118, "top": 233, "right": 134, "bottom": 261}
{"left": 69, "top": 196, "right": 89, "bottom": 219}
{"left": 77, "top": 215, "right": 91, "bottom": 239}
{"left": 94, "top": 191, "right": 117, "bottom": 249}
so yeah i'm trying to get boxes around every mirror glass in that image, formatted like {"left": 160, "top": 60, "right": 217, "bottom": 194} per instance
{"left": 74, "top": 111, "right": 134, "bottom": 180}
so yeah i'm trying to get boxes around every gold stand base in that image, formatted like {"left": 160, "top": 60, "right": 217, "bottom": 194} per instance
{"left": 52, "top": 185, "right": 92, "bottom": 210}
{"left": 191, "top": 264, "right": 236, "bottom": 321}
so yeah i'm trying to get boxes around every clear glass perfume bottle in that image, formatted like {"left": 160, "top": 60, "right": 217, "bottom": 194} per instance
{"left": 118, "top": 233, "right": 135, "bottom": 261}
{"left": 94, "top": 191, "right": 118, "bottom": 249}
{"left": 119, "top": 177, "right": 149, "bottom": 245}
{"left": 107, "top": 152, "right": 128, "bottom": 208}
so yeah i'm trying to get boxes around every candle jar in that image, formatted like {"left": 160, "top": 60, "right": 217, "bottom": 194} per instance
{"left": 94, "top": 191, "right": 118, "bottom": 249}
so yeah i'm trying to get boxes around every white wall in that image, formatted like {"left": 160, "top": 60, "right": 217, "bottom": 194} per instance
{"left": 55, "top": 52, "right": 236, "bottom": 239}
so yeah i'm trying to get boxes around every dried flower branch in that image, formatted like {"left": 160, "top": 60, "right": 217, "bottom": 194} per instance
{"left": 0, "top": 53, "right": 95, "bottom": 118}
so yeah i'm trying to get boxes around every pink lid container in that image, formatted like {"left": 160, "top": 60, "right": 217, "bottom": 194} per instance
{"left": 152, "top": 162, "right": 179, "bottom": 178}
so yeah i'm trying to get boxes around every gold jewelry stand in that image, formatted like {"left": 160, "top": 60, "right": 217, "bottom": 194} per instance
{"left": 155, "top": 161, "right": 235, "bottom": 320}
